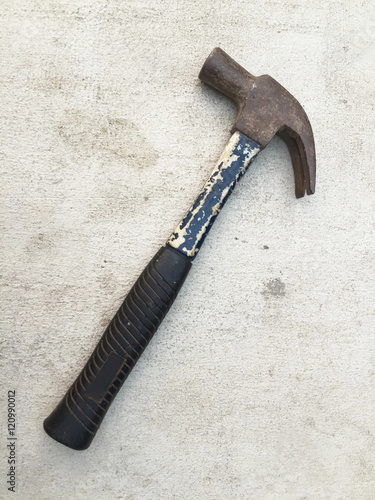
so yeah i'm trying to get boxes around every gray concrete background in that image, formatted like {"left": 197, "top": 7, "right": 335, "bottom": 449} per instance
{"left": 1, "top": 0, "right": 374, "bottom": 498}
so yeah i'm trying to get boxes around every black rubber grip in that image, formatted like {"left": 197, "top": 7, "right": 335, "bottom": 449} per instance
{"left": 44, "top": 245, "right": 192, "bottom": 450}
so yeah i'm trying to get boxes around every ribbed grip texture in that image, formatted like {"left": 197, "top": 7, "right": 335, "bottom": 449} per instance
{"left": 44, "top": 245, "right": 192, "bottom": 450}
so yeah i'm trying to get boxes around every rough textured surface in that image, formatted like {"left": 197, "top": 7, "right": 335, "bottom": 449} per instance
{"left": 1, "top": 1, "right": 374, "bottom": 498}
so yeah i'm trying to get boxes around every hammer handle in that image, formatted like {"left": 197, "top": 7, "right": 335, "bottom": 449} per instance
{"left": 44, "top": 245, "right": 192, "bottom": 450}
{"left": 45, "top": 132, "right": 260, "bottom": 451}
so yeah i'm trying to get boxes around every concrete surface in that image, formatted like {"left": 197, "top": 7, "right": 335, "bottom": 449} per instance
{"left": 1, "top": 0, "right": 374, "bottom": 498}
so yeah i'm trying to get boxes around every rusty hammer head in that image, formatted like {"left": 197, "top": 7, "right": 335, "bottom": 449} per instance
{"left": 199, "top": 48, "right": 316, "bottom": 198}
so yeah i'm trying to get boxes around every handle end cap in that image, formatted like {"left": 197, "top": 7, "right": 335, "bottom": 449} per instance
{"left": 44, "top": 399, "right": 94, "bottom": 451}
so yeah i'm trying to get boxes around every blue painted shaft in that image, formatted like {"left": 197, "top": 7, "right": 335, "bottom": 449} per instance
{"left": 167, "top": 132, "right": 261, "bottom": 258}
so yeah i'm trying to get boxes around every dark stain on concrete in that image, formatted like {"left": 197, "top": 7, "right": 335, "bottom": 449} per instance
{"left": 262, "top": 278, "right": 286, "bottom": 298}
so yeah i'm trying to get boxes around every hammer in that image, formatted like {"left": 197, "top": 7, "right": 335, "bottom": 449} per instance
{"left": 44, "top": 48, "right": 316, "bottom": 450}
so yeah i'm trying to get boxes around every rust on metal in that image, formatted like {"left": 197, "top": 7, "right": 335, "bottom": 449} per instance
{"left": 199, "top": 47, "right": 316, "bottom": 198}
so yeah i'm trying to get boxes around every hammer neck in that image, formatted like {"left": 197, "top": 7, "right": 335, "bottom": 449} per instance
{"left": 167, "top": 132, "right": 261, "bottom": 259}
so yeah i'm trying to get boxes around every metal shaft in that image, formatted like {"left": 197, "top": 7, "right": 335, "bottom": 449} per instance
{"left": 167, "top": 132, "right": 261, "bottom": 258}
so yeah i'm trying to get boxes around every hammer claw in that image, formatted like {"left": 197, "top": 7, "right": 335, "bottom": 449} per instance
{"left": 278, "top": 126, "right": 316, "bottom": 198}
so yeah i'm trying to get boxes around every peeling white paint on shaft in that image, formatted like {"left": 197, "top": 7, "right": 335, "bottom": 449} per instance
{"left": 167, "top": 132, "right": 260, "bottom": 257}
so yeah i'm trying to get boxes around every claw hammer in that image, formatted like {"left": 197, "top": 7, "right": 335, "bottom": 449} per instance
{"left": 44, "top": 48, "right": 316, "bottom": 450}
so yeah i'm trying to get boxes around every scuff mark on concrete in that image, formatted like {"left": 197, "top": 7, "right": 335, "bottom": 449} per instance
{"left": 106, "top": 117, "right": 159, "bottom": 168}
{"left": 57, "top": 111, "right": 159, "bottom": 168}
